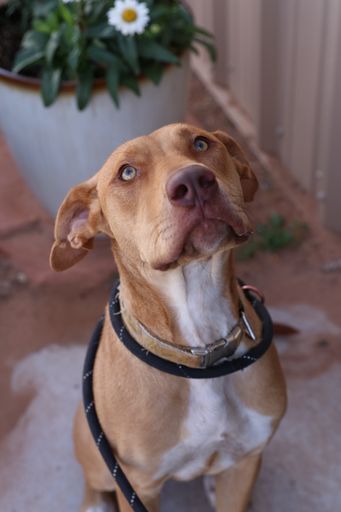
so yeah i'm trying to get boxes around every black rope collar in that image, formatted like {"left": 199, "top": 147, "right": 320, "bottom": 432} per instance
{"left": 83, "top": 280, "right": 273, "bottom": 511}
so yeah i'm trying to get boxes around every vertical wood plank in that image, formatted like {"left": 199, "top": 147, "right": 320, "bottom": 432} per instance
{"left": 277, "top": 0, "right": 299, "bottom": 163}
{"left": 213, "top": 0, "right": 229, "bottom": 85}
{"left": 227, "top": 0, "right": 240, "bottom": 95}
{"left": 186, "top": 0, "right": 214, "bottom": 33}
{"left": 316, "top": 0, "right": 341, "bottom": 232}
{"left": 186, "top": 0, "right": 215, "bottom": 69}
{"left": 226, "top": 0, "right": 262, "bottom": 124}
{"left": 256, "top": 0, "right": 280, "bottom": 153}
{"left": 282, "top": 0, "right": 327, "bottom": 190}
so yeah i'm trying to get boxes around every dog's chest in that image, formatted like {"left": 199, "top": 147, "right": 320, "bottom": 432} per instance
{"left": 155, "top": 378, "right": 273, "bottom": 481}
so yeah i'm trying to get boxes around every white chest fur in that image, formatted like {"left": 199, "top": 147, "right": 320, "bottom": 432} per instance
{"left": 146, "top": 252, "right": 273, "bottom": 481}
{"left": 147, "top": 252, "right": 237, "bottom": 347}
{"left": 155, "top": 377, "right": 273, "bottom": 481}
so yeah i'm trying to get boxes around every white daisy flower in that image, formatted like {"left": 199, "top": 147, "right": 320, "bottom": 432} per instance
{"left": 107, "top": 0, "right": 150, "bottom": 36}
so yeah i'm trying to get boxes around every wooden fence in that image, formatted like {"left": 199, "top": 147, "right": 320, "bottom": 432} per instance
{"left": 187, "top": 0, "right": 341, "bottom": 232}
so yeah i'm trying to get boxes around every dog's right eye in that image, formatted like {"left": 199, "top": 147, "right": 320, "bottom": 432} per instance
{"left": 193, "top": 136, "right": 209, "bottom": 152}
{"left": 119, "top": 165, "right": 138, "bottom": 181}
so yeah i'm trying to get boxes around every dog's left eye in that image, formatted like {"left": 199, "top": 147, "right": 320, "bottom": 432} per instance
{"left": 193, "top": 137, "right": 209, "bottom": 152}
{"left": 119, "top": 165, "right": 138, "bottom": 181}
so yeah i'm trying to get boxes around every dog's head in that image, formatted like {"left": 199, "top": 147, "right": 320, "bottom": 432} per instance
{"left": 50, "top": 123, "right": 258, "bottom": 272}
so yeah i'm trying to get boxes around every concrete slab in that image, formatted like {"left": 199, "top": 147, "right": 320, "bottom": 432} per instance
{"left": 253, "top": 364, "right": 341, "bottom": 512}
{"left": 0, "top": 343, "right": 212, "bottom": 512}
{"left": 0, "top": 345, "right": 84, "bottom": 512}
{"left": 0, "top": 304, "right": 340, "bottom": 511}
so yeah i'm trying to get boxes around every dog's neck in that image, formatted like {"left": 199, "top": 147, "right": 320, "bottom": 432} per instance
{"left": 115, "top": 250, "right": 241, "bottom": 348}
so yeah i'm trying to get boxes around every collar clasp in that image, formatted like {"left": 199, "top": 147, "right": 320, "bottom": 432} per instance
{"left": 191, "top": 325, "right": 244, "bottom": 368}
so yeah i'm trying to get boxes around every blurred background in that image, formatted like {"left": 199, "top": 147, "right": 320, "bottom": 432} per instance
{"left": 0, "top": 0, "right": 340, "bottom": 511}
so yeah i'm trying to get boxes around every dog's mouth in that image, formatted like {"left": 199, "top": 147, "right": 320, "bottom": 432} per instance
{"left": 184, "top": 218, "right": 250, "bottom": 252}
{"left": 153, "top": 215, "right": 252, "bottom": 271}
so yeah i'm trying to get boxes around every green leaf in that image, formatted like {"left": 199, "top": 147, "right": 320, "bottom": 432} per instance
{"left": 149, "top": 5, "right": 171, "bottom": 21}
{"left": 106, "top": 65, "right": 120, "bottom": 107}
{"left": 270, "top": 213, "right": 285, "bottom": 228}
{"left": 58, "top": 3, "right": 74, "bottom": 25}
{"left": 87, "top": 2, "right": 111, "bottom": 22}
{"left": 13, "top": 48, "right": 45, "bottom": 73}
{"left": 117, "top": 35, "right": 139, "bottom": 75}
{"left": 33, "top": 12, "right": 59, "bottom": 33}
{"left": 41, "top": 67, "right": 62, "bottom": 107}
{"left": 193, "top": 26, "right": 215, "bottom": 39}
{"left": 67, "top": 45, "right": 81, "bottom": 72}
{"left": 143, "top": 63, "right": 164, "bottom": 85}
{"left": 33, "top": 20, "right": 52, "bottom": 34}
{"left": 121, "top": 75, "right": 140, "bottom": 96}
{"left": 21, "top": 31, "right": 49, "bottom": 51}
{"left": 87, "top": 45, "right": 119, "bottom": 66}
{"left": 46, "top": 31, "right": 60, "bottom": 66}
{"left": 34, "top": 0, "right": 57, "bottom": 19}
{"left": 193, "top": 38, "right": 217, "bottom": 62}
{"left": 189, "top": 44, "right": 199, "bottom": 55}
{"left": 76, "top": 68, "right": 94, "bottom": 110}
{"left": 178, "top": 4, "right": 194, "bottom": 24}
{"left": 62, "top": 23, "right": 81, "bottom": 46}
{"left": 85, "top": 23, "right": 117, "bottom": 39}
{"left": 137, "top": 40, "right": 179, "bottom": 64}
{"left": 46, "top": 12, "right": 59, "bottom": 31}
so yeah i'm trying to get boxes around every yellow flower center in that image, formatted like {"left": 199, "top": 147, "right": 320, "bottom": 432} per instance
{"left": 122, "top": 8, "right": 138, "bottom": 23}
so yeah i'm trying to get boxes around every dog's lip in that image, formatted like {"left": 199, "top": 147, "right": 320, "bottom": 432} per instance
{"left": 153, "top": 216, "right": 252, "bottom": 271}
{"left": 231, "top": 228, "right": 253, "bottom": 243}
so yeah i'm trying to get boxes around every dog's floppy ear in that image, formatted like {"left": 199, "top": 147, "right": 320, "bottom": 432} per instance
{"left": 213, "top": 130, "right": 258, "bottom": 202}
{"left": 50, "top": 176, "right": 108, "bottom": 271}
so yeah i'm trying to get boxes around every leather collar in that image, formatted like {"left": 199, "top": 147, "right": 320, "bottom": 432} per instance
{"left": 121, "top": 304, "right": 256, "bottom": 369}
{"left": 108, "top": 280, "right": 273, "bottom": 379}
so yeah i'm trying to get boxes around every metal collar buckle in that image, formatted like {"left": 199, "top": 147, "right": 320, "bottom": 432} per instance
{"left": 241, "top": 311, "right": 257, "bottom": 341}
{"left": 190, "top": 325, "right": 244, "bottom": 368}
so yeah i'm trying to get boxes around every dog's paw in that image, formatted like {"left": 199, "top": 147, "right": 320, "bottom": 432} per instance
{"left": 203, "top": 475, "right": 216, "bottom": 509}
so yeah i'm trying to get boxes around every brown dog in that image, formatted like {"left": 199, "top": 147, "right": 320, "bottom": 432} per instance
{"left": 50, "top": 124, "right": 286, "bottom": 512}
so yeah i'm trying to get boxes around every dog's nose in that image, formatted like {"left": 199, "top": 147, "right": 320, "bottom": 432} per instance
{"left": 166, "top": 166, "right": 218, "bottom": 207}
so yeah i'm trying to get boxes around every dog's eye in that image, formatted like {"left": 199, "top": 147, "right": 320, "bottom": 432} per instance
{"left": 193, "top": 137, "right": 209, "bottom": 152}
{"left": 119, "top": 165, "right": 137, "bottom": 181}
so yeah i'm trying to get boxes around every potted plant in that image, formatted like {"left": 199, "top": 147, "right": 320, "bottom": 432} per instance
{"left": 0, "top": 0, "right": 215, "bottom": 215}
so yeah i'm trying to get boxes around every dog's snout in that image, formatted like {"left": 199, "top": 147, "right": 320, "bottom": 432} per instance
{"left": 166, "top": 166, "right": 218, "bottom": 207}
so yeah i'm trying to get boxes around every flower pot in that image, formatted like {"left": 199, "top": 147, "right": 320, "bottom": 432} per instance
{"left": 0, "top": 57, "right": 189, "bottom": 216}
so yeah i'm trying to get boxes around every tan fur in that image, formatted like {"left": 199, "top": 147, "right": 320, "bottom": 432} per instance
{"left": 51, "top": 124, "right": 286, "bottom": 512}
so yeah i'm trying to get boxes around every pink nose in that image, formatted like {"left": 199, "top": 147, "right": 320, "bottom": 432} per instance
{"left": 166, "top": 166, "right": 218, "bottom": 207}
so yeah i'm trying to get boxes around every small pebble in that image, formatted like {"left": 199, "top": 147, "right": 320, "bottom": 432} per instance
{"left": 15, "top": 271, "right": 28, "bottom": 285}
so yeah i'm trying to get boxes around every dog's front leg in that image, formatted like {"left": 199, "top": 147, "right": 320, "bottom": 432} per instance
{"left": 116, "top": 487, "right": 160, "bottom": 512}
{"left": 215, "top": 453, "right": 262, "bottom": 512}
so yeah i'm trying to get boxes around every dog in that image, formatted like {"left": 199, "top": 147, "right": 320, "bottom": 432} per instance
{"left": 50, "top": 123, "right": 287, "bottom": 512}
